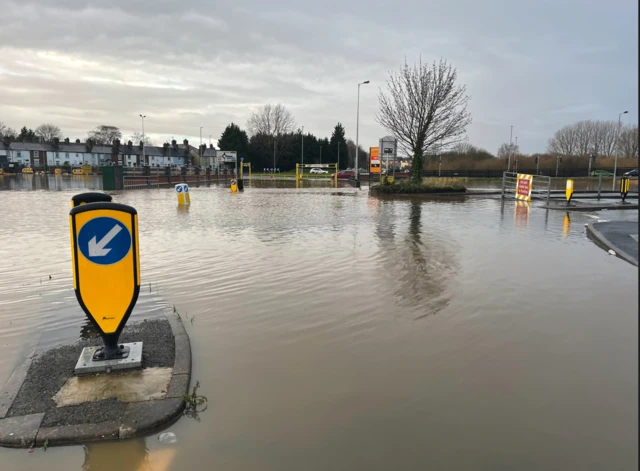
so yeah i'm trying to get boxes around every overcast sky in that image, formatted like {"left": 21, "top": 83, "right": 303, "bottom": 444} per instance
{"left": 0, "top": 0, "right": 637, "bottom": 155}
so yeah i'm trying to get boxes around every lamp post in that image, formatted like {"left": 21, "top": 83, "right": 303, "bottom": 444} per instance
{"left": 355, "top": 80, "right": 370, "bottom": 185}
{"left": 199, "top": 126, "right": 203, "bottom": 168}
{"left": 301, "top": 126, "right": 304, "bottom": 166}
{"left": 612, "top": 110, "right": 628, "bottom": 190}
{"left": 337, "top": 141, "right": 340, "bottom": 168}
{"left": 139, "top": 114, "right": 146, "bottom": 166}
{"left": 508, "top": 125, "right": 513, "bottom": 171}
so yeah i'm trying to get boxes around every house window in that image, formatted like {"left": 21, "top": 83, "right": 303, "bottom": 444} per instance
{"left": 17, "top": 151, "right": 22, "bottom": 157}
{"left": 76, "top": 153, "right": 80, "bottom": 157}
{"left": 55, "top": 152, "right": 59, "bottom": 157}
{"left": 65, "top": 153, "right": 69, "bottom": 158}
{"left": 34, "top": 151, "right": 39, "bottom": 157}
{"left": 55, "top": 161, "right": 60, "bottom": 166}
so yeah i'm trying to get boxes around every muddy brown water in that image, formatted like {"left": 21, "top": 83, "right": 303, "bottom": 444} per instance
{"left": 0, "top": 176, "right": 637, "bottom": 470}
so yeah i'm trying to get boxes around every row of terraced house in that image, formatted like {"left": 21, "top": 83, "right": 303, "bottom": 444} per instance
{"left": 0, "top": 138, "right": 219, "bottom": 170}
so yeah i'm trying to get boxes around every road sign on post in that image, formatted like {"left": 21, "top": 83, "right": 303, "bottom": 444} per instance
{"left": 69, "top": 202, "right": 141, "bottom": 367}
{"left": 516, "top": 174, "right": 533, "bottom": 201}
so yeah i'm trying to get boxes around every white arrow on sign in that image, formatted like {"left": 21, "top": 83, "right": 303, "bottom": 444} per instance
{"left": 88, "top": 225, "right": 122, "bottom": 257}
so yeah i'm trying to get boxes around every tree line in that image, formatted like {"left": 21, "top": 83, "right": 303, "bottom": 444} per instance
{"left": 546, "top": 120, "right": 638, "bottom": 159}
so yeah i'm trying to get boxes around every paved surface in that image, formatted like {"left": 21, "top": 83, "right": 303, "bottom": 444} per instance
{"left": 587, "top": 221, "right": 639, "bottom": 266}
{"left": 542, "top": 201, "right": 639, "bottom": 211}
{"left": 0, "top": 310, "right": 191, "bottom": 447}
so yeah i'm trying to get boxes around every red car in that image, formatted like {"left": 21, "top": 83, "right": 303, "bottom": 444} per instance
{"left": 331, "top": 170, "right": 355, "bottom": 179}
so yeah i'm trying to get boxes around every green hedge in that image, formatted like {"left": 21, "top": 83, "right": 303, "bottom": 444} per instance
{"left": 370, "top": 182, "right": 466, "bottom": 194}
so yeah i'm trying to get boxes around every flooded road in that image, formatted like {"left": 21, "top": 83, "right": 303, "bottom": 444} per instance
{"left": 0, "top": 178, "right": 637, "bottom": 470}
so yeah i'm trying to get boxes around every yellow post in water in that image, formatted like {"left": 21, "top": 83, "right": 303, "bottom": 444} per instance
{"left": 565, "top": 179, "right": 574, "bottom": 204}
{"left": 230, "top": 179, "right": 238, "bottom": 193}
{"left": 620, "top": 177, "right": 630, "bottom": 202}
{"left": 175, "top": 183, "right": 190, "bottom": 204}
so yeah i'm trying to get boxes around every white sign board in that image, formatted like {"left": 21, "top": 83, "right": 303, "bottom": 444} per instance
{"left": 219, "top": 151, "right": 237, "bottom": 163}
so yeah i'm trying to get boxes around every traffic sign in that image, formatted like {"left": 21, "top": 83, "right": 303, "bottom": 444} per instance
{"left": 70, "top": 202, "right": 140, "bottom": 340}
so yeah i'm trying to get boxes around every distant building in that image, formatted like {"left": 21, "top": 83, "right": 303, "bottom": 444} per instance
{"left": 2, "top": 139, "right": 202, "bottom": 169}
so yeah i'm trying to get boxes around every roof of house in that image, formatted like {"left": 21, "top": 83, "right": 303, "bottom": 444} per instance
{"left": 9, "top": 142, "right": 52, "bottom": 151}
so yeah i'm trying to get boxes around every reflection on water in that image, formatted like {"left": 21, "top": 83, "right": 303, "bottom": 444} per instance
{"left": 0, "top": 186, "right": 637, "bottom": 470}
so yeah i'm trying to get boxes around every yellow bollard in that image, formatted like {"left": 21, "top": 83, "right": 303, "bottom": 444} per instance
{"left": 175, "top": 183, "right": 190, "bottom": 204}
{"left": 565, "top": 179, "right": 574, "bottom": 205}
{"left": 230, "top": 179, "right": 238, "bottom": 193}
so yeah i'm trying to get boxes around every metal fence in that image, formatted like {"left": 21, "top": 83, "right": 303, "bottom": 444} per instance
{"left": 123, "top": 176, "right": 160, "bottom": 190}
{"left": 501, "top": 172, "right": 552, "bottom": 203}
{"left": 425, "top": 167, "right": 635, "bottom": 179}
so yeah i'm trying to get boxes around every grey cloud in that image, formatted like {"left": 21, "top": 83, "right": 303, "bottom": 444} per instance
{"left": 0, "top": 0, "right": 637, "bottom": 154}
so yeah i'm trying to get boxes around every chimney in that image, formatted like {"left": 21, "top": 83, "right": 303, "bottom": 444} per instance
{"left": 171, "top": 139, "right": 177, "bottom": 148}
{"left": 64, "top": 138, "right": 70, "bottom": 143}
{"left": 183, "top": 139, "right": 189, "bottom": 147}
{"left": 209, "top": 143, "right": 213, "bottom": 149}
{"left": 128, "top": 140, "right": 133, "bottom": 148}
{"left": 75, "top": 139, "right": 81, "bottom": 144}
{"left": 139, "top": 141, "right": 143, "bottom": 149}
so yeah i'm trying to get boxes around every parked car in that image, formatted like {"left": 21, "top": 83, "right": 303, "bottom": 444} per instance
{"left": 623, "top": 169, "right": 638, "bottom": 177}
{"left": 591, "top": 170, "right": 614, "bottom": 177}
{"left": 331, "top": 170, "right": 355, "bottom": 179}
{"left": 310, "top": 168, "right": 328, "bottom": 174}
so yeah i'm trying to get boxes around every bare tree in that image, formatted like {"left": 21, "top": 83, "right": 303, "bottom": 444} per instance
{"left": 547, "top": 124, "right": 579, "bottom": 155}
{"left": 35, "top": 123, "right": 63, "bottom": 143}
{"left": 88, "top": 125, "right": 122, "bottom": 145}
{"left": 130, "top": 132, "right": 153, "bottom": 146}
{"left": 616, "top": 124, "right": 639, "bottom": 159}
{"left": 376, "top": 57, "right": 472, "bottom": 183}
{"left": 246, "top": 104, "right": 296, "bottom": 137}
{"left": 246, "top": 104, "right": 296, "bottom": 166}
{"left": 0, "top": 122, "right": 17, "bottom": 140}
{"left": 497, "top": 143, "right": 519, "bottom": 159}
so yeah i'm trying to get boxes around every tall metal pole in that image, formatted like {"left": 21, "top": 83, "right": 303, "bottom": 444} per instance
{"left": 139, "top": 114, "right": 146, "bottom": 166}
{"left": 301, "top": 126, "right": 304, "bottom": 166}
{"left": 612, "top": 110, "right": 628, "bottom": 190}
{"left": 337, "top": 142, "right": 340, "bottom": 168}
{"left": 199, "top": 126, "right": 203, "bottom": 168}
{"left": 355, "top": 80, "right": 370, "bottom": 184}
{"left": 508, "top": 125, "right": 513, "bottom": 171}
{"left": 273, "top": 139, "right": 276, "bottom": 173}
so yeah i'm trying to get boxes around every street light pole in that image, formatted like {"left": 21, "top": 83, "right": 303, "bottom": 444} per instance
{"left": 199, "top": 126, "right": 203, "bottom": 168}
{"left": 355, "top": 80, "right": 370, "bottom": 185}
{"left": 139, "top": 114, "right": 146, "bottom": 166}
{"left": 301, "top": 126, "right": 304, "bottom": 167}
{"left": 612, "top": 110, "right": 628, "bottom": 190}
{"left": 508, "top": 125, "right": 513, "bottom": 171}
{"left": 337, "top": 142, "right": 340, "bottom": 168}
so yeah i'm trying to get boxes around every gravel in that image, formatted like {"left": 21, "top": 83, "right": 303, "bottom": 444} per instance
{"left": 7, "top": 318, "right": 175, "bottom": 427}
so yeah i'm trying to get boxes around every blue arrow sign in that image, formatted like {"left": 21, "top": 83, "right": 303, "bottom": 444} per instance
{"left": 183, "top": 186, "right": 189, "bottom": 193}
{"left": 78, "top": 217, "right": 132, "bottom": 265}
{"left": 176, "top": 186, "right": 183, "bottom": 193}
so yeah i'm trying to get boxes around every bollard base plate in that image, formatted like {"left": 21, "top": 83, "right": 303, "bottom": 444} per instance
{"left": 74, "top": 342, "right": 143, "bottom": 376}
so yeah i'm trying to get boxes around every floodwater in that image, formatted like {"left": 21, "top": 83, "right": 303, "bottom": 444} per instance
{"left": 0, "top": 176, "right": 637, "bottom": 470}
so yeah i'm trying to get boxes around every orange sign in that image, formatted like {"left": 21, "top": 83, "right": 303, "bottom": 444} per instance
{"left": 369, "top": 147, "right": 380, "bottom": 173}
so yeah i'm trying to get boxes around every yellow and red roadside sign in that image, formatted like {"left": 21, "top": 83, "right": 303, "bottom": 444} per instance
{"left": 516, "top": 174, "right": 533, "bottom": 201}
